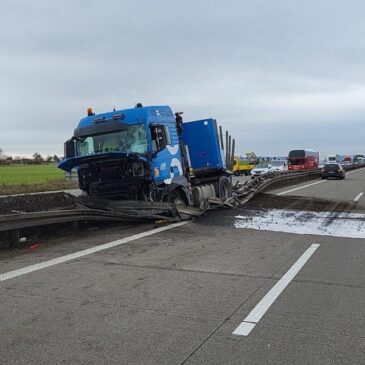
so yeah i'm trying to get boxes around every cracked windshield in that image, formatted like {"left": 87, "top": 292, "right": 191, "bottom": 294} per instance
{"left": 77, "top": 124, "right": 147, "bottom": 155}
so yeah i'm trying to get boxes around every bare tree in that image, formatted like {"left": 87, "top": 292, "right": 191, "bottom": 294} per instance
{"left": 33, "top": 152, "right": 43, "bottom": 164}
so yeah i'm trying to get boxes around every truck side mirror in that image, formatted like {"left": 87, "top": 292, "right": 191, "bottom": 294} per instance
{"left": 64, "top": 138, "right": 75, "bottom": 159}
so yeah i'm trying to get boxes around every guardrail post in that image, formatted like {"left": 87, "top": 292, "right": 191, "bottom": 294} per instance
{"left": 71, "top": 220, "right": 79, "bottom": 233}
{"left": 65, "top": 168, "right": 78, "bottom": 181}
{"left": 0, "top": 229, "right": 20, "bottom": 249}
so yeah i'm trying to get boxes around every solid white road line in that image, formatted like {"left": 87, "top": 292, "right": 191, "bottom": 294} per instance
{"left": 347, "top": 167, "right": 365, "bottom": 175}
{"left": 233, "top": 243, "right": 320, "bottom": 336}
{"left": 277, "top": 180, "right": 325, "bottom": 196}
{"left": 0, "top": 221, "right": 190, "bottom": 282}
{"left": 354, "top": 192, "right": 364, "bottom": 202}
{"left": 276, "top": 166, "right": 365, "bottom": 196}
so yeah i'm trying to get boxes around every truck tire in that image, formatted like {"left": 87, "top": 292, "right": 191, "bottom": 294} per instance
{"left": 218, "top": 176, "right": 232, "bottom": 199}
{"left": 166, "top": 190, "right": 187, "bottom": 207}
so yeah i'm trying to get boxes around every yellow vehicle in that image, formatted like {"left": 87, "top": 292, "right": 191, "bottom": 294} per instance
{"left": 233, "top": 152, "right": 258, "bottom": 176}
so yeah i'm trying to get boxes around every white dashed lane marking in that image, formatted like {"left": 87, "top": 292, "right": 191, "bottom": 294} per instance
{"left": 233, "top": 243, "right": 320, "bottom": 336}
{"left": 354, "top": 192, "right": 364, "bottom": 202}
{"left": 277, "top": 180, "right": 325, "bottom": 196}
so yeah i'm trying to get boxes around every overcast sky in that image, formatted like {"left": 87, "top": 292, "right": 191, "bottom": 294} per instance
{"left": 1, "top": 0, "right": 365, "bottom": 158}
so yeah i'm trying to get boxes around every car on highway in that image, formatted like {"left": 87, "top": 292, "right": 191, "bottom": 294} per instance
{"left": 269, "top": 160, "right": 288, "bottom": 172}
{"left": 342, "top": 156, "right": 352, "bottom": 165}
{"left": 353, "top": 156, "right": 364, "bottom": 165}
{"left": 251, "top": 162, "right": 271, "bottom": 178}
{"left": 321, "top": 163, "right": 345, "bottom": 180}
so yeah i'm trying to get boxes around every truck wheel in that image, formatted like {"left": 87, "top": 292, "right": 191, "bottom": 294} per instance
{"left": 166, "top": 190, "right": 187, "bottom": 207}
{"left": 218, "top": 176, "right": 232, "bottom": 199}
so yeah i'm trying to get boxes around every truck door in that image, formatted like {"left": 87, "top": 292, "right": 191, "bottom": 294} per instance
{"left": 150, "top": 124, "right": 183, "bottom": 183}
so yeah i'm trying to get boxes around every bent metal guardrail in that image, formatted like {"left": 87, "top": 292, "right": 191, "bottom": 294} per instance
{"left": 0, "top": 203, "right": 182, "bottom": 232}
{"left": 207, "top": 162, "right": 365, "bottom": 209}
{"left": 204, "top": 168, "right": 322, "bottom": 209}
{"left": 1, "top": 164, "right": 364, "bottom": 239}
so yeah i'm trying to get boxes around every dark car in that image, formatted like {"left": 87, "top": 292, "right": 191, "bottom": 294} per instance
{"left": 321, "top": 163, "right": 345, "bottom": 179}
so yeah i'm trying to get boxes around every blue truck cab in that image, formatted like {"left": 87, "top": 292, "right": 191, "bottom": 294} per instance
{"left": 59, "top": 104, "right": 230, "bottom": 205}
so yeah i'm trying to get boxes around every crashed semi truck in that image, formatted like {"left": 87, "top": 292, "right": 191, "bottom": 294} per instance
{"left": 59, "top": 104, "right": 233, "bottom": 207}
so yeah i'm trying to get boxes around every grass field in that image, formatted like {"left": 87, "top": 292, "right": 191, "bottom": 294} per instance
{"left": 0, "top": 164, "right": 64, "bottom": 184}
{"left": 0, "top": 164, "right": 78, "bottom": 195}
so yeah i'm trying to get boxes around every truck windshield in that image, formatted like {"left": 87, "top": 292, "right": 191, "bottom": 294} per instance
{"left": 288, "top": 158, "right": 305, "bottom": 165}
{"left": 76, "top": 124, "right": 147, "bottom": 156}
{"left": 288, "top": 150, "right": 305, "bottom": 158}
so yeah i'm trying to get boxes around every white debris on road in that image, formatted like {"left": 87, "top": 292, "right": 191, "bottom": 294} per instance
{"left": 235, "top": 209, "right": 365, "bottom": 238}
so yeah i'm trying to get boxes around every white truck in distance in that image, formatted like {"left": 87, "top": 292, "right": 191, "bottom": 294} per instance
{"left": 327, "top": 155, "right": 337, "bottom": 163}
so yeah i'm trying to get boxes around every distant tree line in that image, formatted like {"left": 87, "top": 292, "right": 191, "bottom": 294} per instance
{"left": 0, "top": 149, "right": 61, "bottom": 165}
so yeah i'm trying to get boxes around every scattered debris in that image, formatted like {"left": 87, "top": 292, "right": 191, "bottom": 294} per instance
{"left": 0, "top": 170, "right": 323, "bottom": 245}
{"left": 235, "top": 208, "right": 365, "bottom": 238}
{"left": 206, "top": 169, "right": 321, "bottom": 210}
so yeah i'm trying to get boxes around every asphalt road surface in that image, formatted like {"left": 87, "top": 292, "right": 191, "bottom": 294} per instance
{"left": 0, "top": 170, "right": 365, "bottom": 364}
{"left": 270, "top": 167, "right": 365, "bottom": 208}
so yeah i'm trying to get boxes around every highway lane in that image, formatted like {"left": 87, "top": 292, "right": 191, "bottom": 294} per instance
{"left": 1, "top": 168, "right": 365, "bottom": 364}
{"left": 0, "top": 205, "right": 365, "bottom": 364}
{"left": 268, "top": 167, "right": 365, "bottom": 207}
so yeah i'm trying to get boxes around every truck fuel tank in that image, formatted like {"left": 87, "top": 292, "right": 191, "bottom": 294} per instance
{"left": 192, "top": 184, "right": 216, "bottom": 206}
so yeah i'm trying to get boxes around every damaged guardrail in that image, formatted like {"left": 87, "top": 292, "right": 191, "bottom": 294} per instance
{"left": 0, "top": 194, "right": 205, "bottom": 248}
{"left": 0, "top": 169, "right": 320, "bottom": 232}
{"left": 207, "top": 162, "right": 365, "bottom": 209}
{"left": 205, "top": 169, "right": 322, "bottom": 209}
{"left": 1, "top": 163, "right": 364, "bottom": 247}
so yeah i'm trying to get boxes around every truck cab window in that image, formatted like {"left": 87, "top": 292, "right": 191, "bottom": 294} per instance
{"left": 151, "top": 125, "right": 169, "bottom": 152}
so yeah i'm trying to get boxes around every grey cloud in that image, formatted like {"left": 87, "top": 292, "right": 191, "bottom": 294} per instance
{"left": 1, "top": 0, "right": 365, "bottom": 157}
